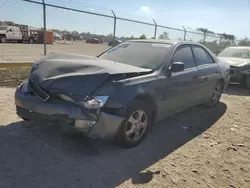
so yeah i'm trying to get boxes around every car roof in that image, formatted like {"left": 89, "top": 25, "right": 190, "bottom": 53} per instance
{"left": 128, "top": 39, "right": 200, "bottom": 45}
{"left": 226, "top": 46, "right": 250, "bottom": 50}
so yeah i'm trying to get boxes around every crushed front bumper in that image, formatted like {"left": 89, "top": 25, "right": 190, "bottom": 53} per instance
{"left": 15, "top": 89, "right": 124, "bottom": 139}
{"left": 230, "top": 66, "right": 250, "bottom": 82}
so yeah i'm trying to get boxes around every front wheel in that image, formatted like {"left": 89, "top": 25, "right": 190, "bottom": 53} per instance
{"left": 29, "top": 37, "right": 34, "bottom": 44}
{"left": 0, "top": 36, "right": 7, "bottom": 43}
{"left": 240, "top": 75, "right": 250, "bottom": 89}
{"left": 116, "top": 100, "right": 152, "bottom": 148}
{"left": 205, "top": 82, "right": 223, "bottom": 107}
{"left": 245, "top": 75, "right": 250, "bottom": 89}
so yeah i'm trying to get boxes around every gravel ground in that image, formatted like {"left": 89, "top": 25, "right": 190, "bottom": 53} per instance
{"left": 0, "top": 85, "right": 250, "bottom": 188}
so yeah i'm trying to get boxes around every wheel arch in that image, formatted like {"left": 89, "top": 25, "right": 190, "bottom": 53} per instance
{"left": 219, "top": 77, "right": 225, "bottom": 89}
{"left": 129, "top": 93, "right": 158, "bottom": 124}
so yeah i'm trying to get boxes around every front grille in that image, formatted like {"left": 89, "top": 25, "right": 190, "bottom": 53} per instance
{"left": 28, "top": 79, "right": 50, "bottom": 101}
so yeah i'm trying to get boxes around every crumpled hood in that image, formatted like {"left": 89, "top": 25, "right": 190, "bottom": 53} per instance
{"left": 29, "top": 53, "right": 152, "bottom": 95}
{"left": 218, "top": 57, "right": 250, "bottom": 67}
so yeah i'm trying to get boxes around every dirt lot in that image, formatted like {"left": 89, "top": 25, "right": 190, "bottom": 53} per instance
{"left": 0, "top": 84, "right": 250, "bottom": 188}
{"left": 0, "top": 41, "right": 109, "bottom": 62}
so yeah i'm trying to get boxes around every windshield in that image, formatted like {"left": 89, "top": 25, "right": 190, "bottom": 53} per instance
{"left": 99, "top": 41, "right": 172, "bottom": 70}
{"left": 218, "top": 48, "right": 250, "bottom": 59}
{"left": 0, "top": 26, "right": 7, "bottom": 30}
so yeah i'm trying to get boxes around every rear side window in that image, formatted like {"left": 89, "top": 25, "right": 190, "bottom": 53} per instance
{"left": 172, "top": 45, "right": 196, "bottom": 69}
{"left": 192, "top": 45, "right": 214, "bottom": 65}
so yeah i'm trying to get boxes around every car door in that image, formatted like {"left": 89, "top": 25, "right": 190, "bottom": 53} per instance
{"left": 6, "top": 27, "right": 14, "bottom": 40}
{"left": 157, "top": 44, "right": 200, "bottom": 119}
{"left": 15, "top": 27, "right": 23, "bottom": 40}
{"left": 191, "top": 45, "right": 221, "bottom": 101}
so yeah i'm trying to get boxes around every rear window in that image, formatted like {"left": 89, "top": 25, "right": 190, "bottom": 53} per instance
{"left": 99, "top": 42, "right": 172, "bottom": 70}
{"left": 218, "top": 48, "right": 250, "bottom": 59}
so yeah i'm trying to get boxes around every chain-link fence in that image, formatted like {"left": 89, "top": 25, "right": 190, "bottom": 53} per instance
{"left": 0, "top": 0, "right": 242, "bottom": 86}
{"left": 1, "top": 0, "right": 242, "bottom": 62}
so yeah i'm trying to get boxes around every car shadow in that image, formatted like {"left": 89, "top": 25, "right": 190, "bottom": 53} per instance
{"left": 0, "top": 102, "right": 227, "bottom": 188}
{"left": 224, "top": 83, "right": 250, "bottom": 96}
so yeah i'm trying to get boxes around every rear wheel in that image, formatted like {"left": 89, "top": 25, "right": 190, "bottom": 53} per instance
{"left": 116, "top": 100, "right": 152, "bottom": 148}
{"left": 20, "top": 117, "right": 29, "bottom": 121}
{"left": 205, "top": 82, "right": 223, "bottom": 107}
{"left": 240, "top": 75, "right": 250, "bottom": 89}
{"left": 29, "top": 37, "right": 34, "bottom": 44}
{"left": 245, "top": 75, "right": 250, "bottom": 89}
{"left": 0, "top": 36, "right": 7, "bottom": 43}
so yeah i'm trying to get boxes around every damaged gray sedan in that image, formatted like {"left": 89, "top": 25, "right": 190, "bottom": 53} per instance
{"left": 15, "top": 40, "right": 230, "bottom": 148}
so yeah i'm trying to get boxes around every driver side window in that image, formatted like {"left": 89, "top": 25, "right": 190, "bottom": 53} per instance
{"left": 172, "top": 45, "right": 196, "bottom": 69}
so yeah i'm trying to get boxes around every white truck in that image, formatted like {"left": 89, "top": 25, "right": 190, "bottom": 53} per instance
{"left": 0, "top": 25, "right": 38, "bottom": 44}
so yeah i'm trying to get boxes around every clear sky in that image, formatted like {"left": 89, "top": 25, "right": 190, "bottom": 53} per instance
{"left": 1, "top": 0, "right": 250, "bottom": 40}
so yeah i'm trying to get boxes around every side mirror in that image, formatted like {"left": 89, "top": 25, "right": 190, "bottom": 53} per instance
{"left": 171, "top": 62, "right": 184, "bottom": 72}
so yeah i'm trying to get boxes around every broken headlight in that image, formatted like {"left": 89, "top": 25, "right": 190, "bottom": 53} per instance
{"left": 82, "top": 96, "right": 109, "bottom": 109}
{"left": 59, "top": 94, "right": 109, "bottom": 109}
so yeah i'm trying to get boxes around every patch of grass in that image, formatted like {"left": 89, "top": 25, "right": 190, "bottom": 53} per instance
{"left": 0, "top": 66, "right": 31, "bottom": 87}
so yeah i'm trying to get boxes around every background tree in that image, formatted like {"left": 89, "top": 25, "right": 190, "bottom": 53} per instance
{"left": 197, "top": 28, "right": 215, "bottom": 43}
{"left": 106, "top": 33, "right": 113, "bottom": 37}
{"left": 139, "top": 34, "right": 147, "bottom": 40}
{"left": 218, "top": 33, "right": 236, "bottom": 46}
{"left": 158, "top": 32, "right": 169, "bottom": 39}
{"left": 238, "top": 37, "right": 250, "bottom": 46}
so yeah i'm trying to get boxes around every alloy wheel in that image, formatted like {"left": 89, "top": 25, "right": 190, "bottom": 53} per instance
{"left": 125, "top": 110, "right": 148, "bottom": 142}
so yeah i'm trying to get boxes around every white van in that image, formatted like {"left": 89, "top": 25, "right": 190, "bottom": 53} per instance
{"left": 0, "top": 26, "right": 23, "bottom": 43}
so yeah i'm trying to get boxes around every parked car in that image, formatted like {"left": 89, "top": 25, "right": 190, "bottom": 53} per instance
{"left": 108, "top": 39, "right": 122, "bottom": 47}
{"left": 218, "top": 46, "right": 250, "bottom": 88}
{"left": 15, "top": 40, "right": 230, "bottom": 148}
{"left": 86, "top": 37, "right": 103, "bottom": 44}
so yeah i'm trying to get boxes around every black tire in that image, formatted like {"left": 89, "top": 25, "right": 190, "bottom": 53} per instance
{"left": 21, "top": 117, "right": 30, "bottom": 121}
{"left": 245, "top": 75, "right": 250, "bottom": 89}
{"left": 115, "top": 100, "right": 152, "bottom": 148}
{"left": 29, "top": 37, "right": 34, "bottom": 44}
{"left": 17, "top": 40, "right": 23, "bottom": 43}
{"left": 240, "top": 75, "right": 250, "bottom": 89}
{"left": 0, "top": 36, "right": 7, "bottom": 43}
{"left": 205, "top": 82, "right": 223, "bottom": 107}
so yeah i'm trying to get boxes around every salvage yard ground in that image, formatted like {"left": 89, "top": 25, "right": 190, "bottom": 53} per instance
{"left": 0, "top": 85, "right": 250, "bottom": 188}
{"left": 0, "top": 42, "right": 250, "bottom": 187}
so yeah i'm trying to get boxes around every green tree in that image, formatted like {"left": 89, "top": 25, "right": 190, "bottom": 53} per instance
{"left": 139, "top": 34, "right": 147, "bottom": 39}
{"left": 238, "top": 37, "right": 250, "bottom": 46}
{"left": 197, "top": 28, "right": 215, "bottom": 35}
{"left": 158, "top": 32, "right": 169, "bottom": 39}
{"left": 107, "top": 33, "right": 113, "bottom": 37}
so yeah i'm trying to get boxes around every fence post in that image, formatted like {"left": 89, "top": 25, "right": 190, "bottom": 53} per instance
{"left": 203, "top": 32, "right": 206, "bottom": 43}
{"left": 219, "top": 35, "right": 222, "bottom": 46}
{"left": 153, "top": 19, "right": 157, "bottom": 39}
{"left": 111, "top": 10, "right": 116, "bottom": 40}
{"left": 42, "top": 0, "right": 46, "bottom": 55}
{"left": 182, "top": 26, "right": 186, "bottom": 40}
